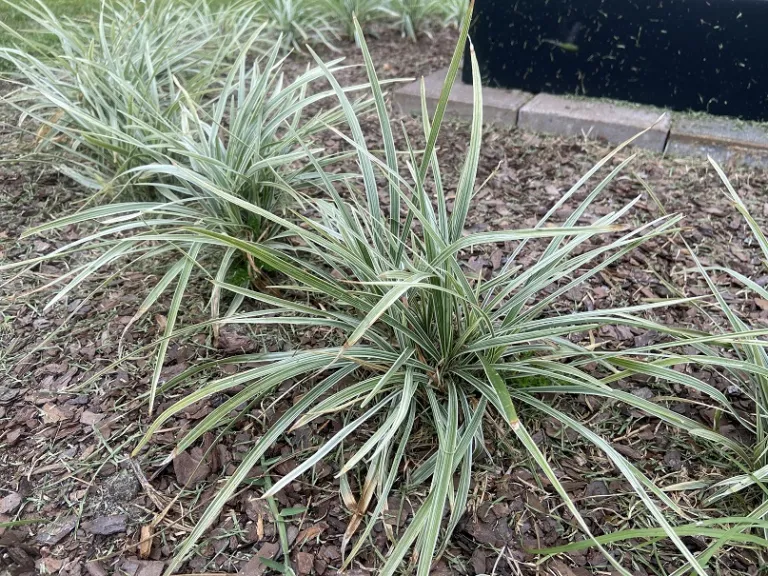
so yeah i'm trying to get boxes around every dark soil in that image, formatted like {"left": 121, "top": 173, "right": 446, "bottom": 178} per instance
{"left": 1, "top": 24, "right": 767, "bottom": 576}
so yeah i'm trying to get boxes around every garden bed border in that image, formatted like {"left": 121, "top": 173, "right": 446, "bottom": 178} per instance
{"left": 394, "top": 68, "right": 768, "bottom": 166}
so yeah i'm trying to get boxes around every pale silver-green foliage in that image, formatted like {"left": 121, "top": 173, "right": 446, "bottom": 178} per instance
{"left": 262, "top": 0, "right": 444, "bottom": 45}
{"left": 130, "top": 13, "right": 752, "bottom": 576}
{"left": 5, "top": 1, "right": 767, "bottom": 572}
{"left": 2, "top": 31, "right": 368, "bottom": 417}
{"left": 262, "top": 0, "right": 337, "bottom": 52}
{"left": 663, "top": 159, "right": 768, "bottom": 561}
{"left": 0, "top": 0, "right": 267, "bottom": 188}
{"left": 440, "top": 0, "right": 468, "bottom": 28}
{"left": 322, "top": 0, "right": 384, "bottom": 40}
{"left": 384, "top": 0, "right": 441, "bottom": 40}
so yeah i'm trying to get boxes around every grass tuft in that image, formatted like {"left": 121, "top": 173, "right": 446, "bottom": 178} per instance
{"left": 129, "top": 8, "right": 754, "bottom": 575}
{"left": 262, "top": 0, "right": 338, "bottom": 53}
{"left": 383, "top": 0, "right": 441, "bottom": 40}
{"left": 4, "top": 1, "right": 768, "bottom": 574}
{"left": 1, "top": 2, "right": 368, "bottom": 416}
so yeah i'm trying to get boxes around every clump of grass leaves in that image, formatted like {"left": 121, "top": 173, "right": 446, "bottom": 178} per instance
{"left": 384, "top": 0, "right": 440, "bottom": 40}
{"left": 656, "top": 158, "right": 768, "bottom": 564}
{"left": 0, "top": 0, "right": 268, "bottom": 189}
{"left": 1, "top": 23, "right": 371, "bottom": 416}
{"left": 263, "top": 0, "right": 338, "bottom": 53}
{"left": 131, "top": 9, "right": 767, "bottom": 575}
{"left": 541, "top": 161, "right": 768, "bottom": 569}
{"left": 439, "top": 0, "right": 468, "bottom": 29}
{"left": 322, "top": 0, "right": 384, "bottom": 40}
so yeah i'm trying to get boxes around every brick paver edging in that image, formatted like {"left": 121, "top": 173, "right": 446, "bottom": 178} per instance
{"left": 394, "top": 68, "right": 768, "bottom": 166}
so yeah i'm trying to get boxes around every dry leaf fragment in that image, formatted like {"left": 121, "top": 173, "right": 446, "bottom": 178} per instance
{"left": 138, "top": 525, "right": 153, "bottom": 559}
{"left": 41, "top": 403, "right": 68, "bottom": 424}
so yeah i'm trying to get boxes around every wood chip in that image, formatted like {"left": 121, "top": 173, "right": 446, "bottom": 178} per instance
{"left": 83, "top": 514, "right": 127, "bottom": 535}
{"left": 242, "top": 542, "right": 280, "bottom": 576}
{"left": 0, "top": 492, "right": 22, "bottom": 514}
{"left": 85, "top": 562, "right": 108, "bottom": 576}
{"left": 35, "top": 517, "right": 76, "bottom": 546}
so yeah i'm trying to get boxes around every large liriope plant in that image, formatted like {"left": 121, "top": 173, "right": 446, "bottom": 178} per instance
{"left": 1, "top": 40, "right": 370, "bottom": 415}
{"left": 0, "top": 0, "right": 266, "bottom": 188}
{"left": 130, "top": 8, "right": 763, "bottom": 575}
{"left": 646, "top": 158, "right": 768, "bottom": 567}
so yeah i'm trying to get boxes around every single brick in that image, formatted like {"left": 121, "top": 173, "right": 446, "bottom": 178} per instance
{"left": 666, "top": 115, "right": 768, "bottom": 166}
{"left": 393, "top": 68, "right": 533, "bottom": 125}
{"left": 518, "top": 94, "right": 670, "bottom": 151}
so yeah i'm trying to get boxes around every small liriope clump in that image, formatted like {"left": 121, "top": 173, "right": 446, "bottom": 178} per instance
{"left": 384, "top": 0, "right": 441, "bottom": 40}
{"left": 322, "top": 0, "right": 384, "bottom": 40}
{"left": 262, "top": 0, "right": 337, "bottom": 52}
{"left": 441, "top": 0, "right": 468, "bottom": 28}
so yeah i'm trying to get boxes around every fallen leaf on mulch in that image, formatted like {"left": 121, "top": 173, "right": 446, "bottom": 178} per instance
{"left": 756, "top": 298, "right": 768, "bottom": 311}
{"left": 36, "top": 556, "right": 63, "bottom": 574}
{"left": 173, "top": 448, "right": 211, "bottom": 486}
{"left": 80, "top": 411, "right": 105, "bottom": 426}
{"left": 41, "top": 403, "right": 69, "bottom": 424}
{"left": 83, "top": 514, "right": 127, "bottom": 535}
{"left": 0, "top": 492, "right": 21, "bottom": 513}
{"left": 295, "top": 522, "right": 327, "bottom": 546}
{"left": 35, "top": 516, "right": 76, "bottom": 546}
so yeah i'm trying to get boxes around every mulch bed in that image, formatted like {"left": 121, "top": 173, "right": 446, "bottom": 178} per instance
{"left": 1, "top": 24, "right": 767, "bottom": 576}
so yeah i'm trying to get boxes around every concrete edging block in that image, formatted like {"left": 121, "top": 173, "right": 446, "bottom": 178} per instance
{"left": 666, "top": 115, "right": 768, "bottom": 166}
{"left": 394, "top": 73, "right": 768, "bottom": 168}
{"left": 518, "top": 93, "right": 670, "bottom": 151}
{"left": 393, "top": 68, "right": 533, "bottom": 125}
